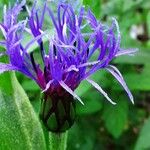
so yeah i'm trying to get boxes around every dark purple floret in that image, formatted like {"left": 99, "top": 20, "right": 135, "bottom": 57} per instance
{"left": 0, "top": 0, "right": 137, "bottom": 132}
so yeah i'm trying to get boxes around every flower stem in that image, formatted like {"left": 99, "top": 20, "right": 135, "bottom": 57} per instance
{"left": 49, "top": 131, "right": 68, "bottom": 150}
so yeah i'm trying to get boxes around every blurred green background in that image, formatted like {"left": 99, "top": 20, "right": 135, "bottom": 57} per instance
{"left": 0, "top": 0, "right": 150, "bottom": 149}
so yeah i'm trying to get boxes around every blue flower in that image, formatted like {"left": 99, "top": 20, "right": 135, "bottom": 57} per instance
{"left": 0, "top": 0, "right": 137, "bottom": 132}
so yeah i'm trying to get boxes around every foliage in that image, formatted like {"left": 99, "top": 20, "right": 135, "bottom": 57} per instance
{"left": 0, "top": 73, "right": 46, "bottom": 150}
{"left": 0, "top": 0, "right": 150, "bottom": 149}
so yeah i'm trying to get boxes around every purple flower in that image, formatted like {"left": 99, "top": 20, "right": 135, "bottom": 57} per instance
{"left": 0, "top": 1, "right": 137, "bottom": 132}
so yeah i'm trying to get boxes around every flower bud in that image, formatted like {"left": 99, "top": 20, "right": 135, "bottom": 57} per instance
{"left": 40, "top": 92, "right": 76, "bottom": 132}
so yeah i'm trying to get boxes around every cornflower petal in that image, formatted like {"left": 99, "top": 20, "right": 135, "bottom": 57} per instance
{"left": 0, "top": 23, "right": 7, "bottom": 38}
{"left": 25, "top": 32, "right": 46, "bottom": 50}
{"left": 87, "top": 9, "right": 98, "bottom": 28}
{"left": 78, "top": 7, "right": 84, "bottom": 26}
{"left": 0, "top": 63, "right": 35, "bottom": 80}
{"left": 115, "top": 48, "right": 138, "bottom": 57}
{"left": 65, "top": 65, "right": 79, "bottom": 72}
{"left": 11, "top": 40, "right": 22, "bottom": 49}
{"left": 106, "top": 65, "right": 134, "bottom": 104}
{"left": 0, "top": 52, "right": 6, "bottom": 57}
{"left": 0, "top": 1, "right": 136, "bottom": 113}
{"left": 59, "top": 80, "right": 84, "bottom": 105}
{"left": 47, "top": 7, "right": 59, "bottom": 32}
{"left": 0, "top": 63, "right": 18, "bottom": 74}
{"left": 42, "top": 80, "right": 54, "bottom": 93}
{"left": 0, "top": 41, "right": 6, "bottom": 47}
{"left": 78, "top": 60, "right": 101, "bottom": 68}
{"left": 86, "top": 78, "right": 116, "bottom": 105}
{"left": 0, "top": 1, "right": 137, "bottom": 132}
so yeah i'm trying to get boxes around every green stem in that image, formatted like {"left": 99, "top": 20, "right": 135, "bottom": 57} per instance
{"left": 49, "top": 131, "right": 68, "bottom": 150}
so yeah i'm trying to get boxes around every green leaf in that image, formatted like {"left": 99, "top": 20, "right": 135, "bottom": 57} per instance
{"left": 83, "top": 0, "right": 101, "bottom": 18}
{"left": 147, "top": 11, "right": 150, "bottom": 36}
{"left": 123, "top": 0, "right": 143, "bottom": 12}
{"left": 141, "top": 0, "right": 150, "bottom": 9}
{"left": 68, "top": 120, "right": 96, "bottom": 150}
{"left": 102, "top": 98, "right": 128, "bottom": 138}
{"left": 0, "top": 73, "right": 46, "bottom": 150}
{"left": 135, "top": 117, "right": 150, "bottom": 150}
{"left": 22, "top": 80, "right": 39, "bottom": 91}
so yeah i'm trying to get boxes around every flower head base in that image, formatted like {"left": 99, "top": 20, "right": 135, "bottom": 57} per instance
{"left": 0, "top": 1, "right": 137, "bottom": 132}
{"left": 40, "top": 90, "right": 75, "bottom": 132}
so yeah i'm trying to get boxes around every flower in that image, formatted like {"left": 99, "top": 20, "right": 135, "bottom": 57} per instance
{"left": 0, "top": 1, "right": 137, "bottom": 132}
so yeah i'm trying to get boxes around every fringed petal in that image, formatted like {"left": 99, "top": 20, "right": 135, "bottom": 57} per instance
{"left": 0, "top": 63, "right": 18, "bottom": 74}
{"left": 47, "top": 7, "right": 59, "bottom": 32}
{"left": 40, "top": 2, "right": 47, "bottom": 28}
{"left": 112, "top": 18, "right": 121, "bottom": 55}
{"left": 106, "top": 65, "right": 134, "bottom": 104}
{"left": 65, "top": 65, "right": 79, "bottom": 72}
{"left": 0, "top": 63, "right": 36, "bottom": 81}
{"left": 115, "top": 48, "right": 138, "bottom": 57}
{"left": 0, "top": 52, "right": 6, "bottom": 57}
{"left": 78, "top": 60, "right": 100, "bottom": 68}
{"left": 25, "top": 33, "right": 46, "bottom": 50}
{"left": 59, "top": 80, "right": 84, "bottom": 105}
{"left": 86, "top": 78, "right": 116, "bottom": 105}
{"left": 78, "top": 7, "right": 84, "bottom": 26}
{"left": 42, "top": 80, "right": 54, "bottom": 93}
{"left": 0, "top": 41, "right": 6, "bottom": 47}
{"left": 0, "top": 23, "right": 7, "bottom": 38}
{"left": 87, "top": 9, "right": 98, "bottom": 28}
